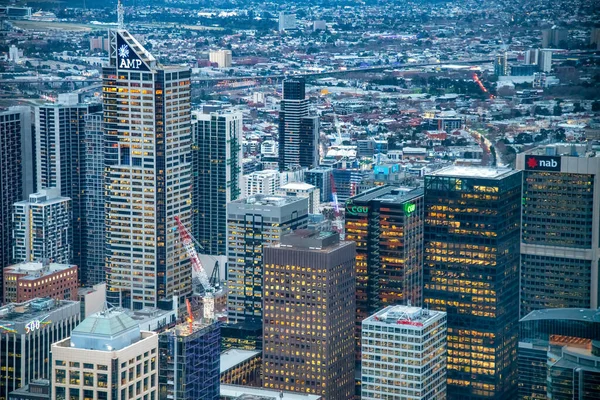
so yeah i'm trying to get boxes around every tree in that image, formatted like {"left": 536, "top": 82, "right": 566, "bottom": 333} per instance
{"left": 553, "top": 105, "right": 562, "bottom": 116}
{"left": 592, "top": 101, "right": 600, "bottom": 112}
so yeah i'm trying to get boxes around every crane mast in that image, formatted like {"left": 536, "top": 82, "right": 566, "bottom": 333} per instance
{"left": 174, "top": 216, "right": 214, "bottom": 320}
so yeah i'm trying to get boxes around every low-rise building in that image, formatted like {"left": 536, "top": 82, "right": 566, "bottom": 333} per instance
{"left": 3, "top": 261, "right": 78, "bottom": 304}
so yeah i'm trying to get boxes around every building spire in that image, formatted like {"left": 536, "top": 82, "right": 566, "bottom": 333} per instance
{"left": 117, "top": 0, "right": 124, "bottom": 30}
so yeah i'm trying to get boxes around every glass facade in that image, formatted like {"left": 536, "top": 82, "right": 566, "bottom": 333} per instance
{"left": 424, "top": 168, "right": 521, "bottom": 399}
{"left": 158, "top": 322, "right": 220, "bottom": 400}
{"left": 520, "top": 168, "right": 597, "bottom": 316}
{"left": 345, "top": 186, "right": 424, "bottom": 360}
{"left": 191, "top": 112, "right": 242, "bottom": 256}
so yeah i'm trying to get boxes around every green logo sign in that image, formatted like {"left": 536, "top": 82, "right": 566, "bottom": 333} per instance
{"left": 404, "top": 203, "right": 416, "bottom": 215}
{"left": 346, "top": 205, "right": 368, "bottom": 216}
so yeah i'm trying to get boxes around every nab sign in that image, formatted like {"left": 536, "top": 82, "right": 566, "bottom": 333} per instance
{"left": 524, "top": 155, "right": 561, "bottom": 172}
{"left": 116, "top": 33, "right": 149, "bottom": 71}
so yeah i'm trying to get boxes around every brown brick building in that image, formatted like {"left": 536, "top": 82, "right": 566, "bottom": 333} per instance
{"left": 263, "top": 230, "right": 356, "bottom": 399}
{"left": 3, "top": 261, "right": 78, "bottom": 303}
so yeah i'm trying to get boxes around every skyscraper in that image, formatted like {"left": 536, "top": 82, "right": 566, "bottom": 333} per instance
{"left": 192, "top": 110, "right": 243, "bottom": 256}
{"left": 424, "top": 166, "right": 521, "bottom": 400}
{"left": 0, "top": 106, "right": 33, "bottom": 283}
{"left": 517, "top": 145, "right": 600, "bottom": 316}
{"left": 12, "top": 188, "right": 71, "bottom": 264}
{"left": 226, "top": 195, "right": 309, "bottom": 325}
{"left": 82, "top": 112, "right": 105, "bottom": 285}
{"left": 278, "top": 78, "right": 319, "bottom": 171}
{"left": 263, "top": 230, "right": 356, "bottom": 399}
{"left": 345, "top": 186, "right": 424, "bottom": 356}
{"left": 361, "top": 305, "right": 447, "bottom": 400}
{"left": 538, "top": 49, "right": 552, "bottom": 73}
{"left": 35, "top": 95, "right": 101, "bottom": 269}
{"left": 103, "top": 27, "right": 192, "bottom": 309}
{"left": 494, "top": 52, "right": 508, "bottom": 76}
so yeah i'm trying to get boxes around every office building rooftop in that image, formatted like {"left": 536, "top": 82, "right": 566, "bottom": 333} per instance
{"left": 429, "top": 165, "right": 516, "bottom": 179}
{"left": 5, "top": 262, "right": 75, "bottom": 281}
{"left": 70, "top": 307, "right": 140, "bottom": 351}
{"left": 278, "top": 229, "right": 340, "bottom": 250}
{"left": 220, "top": 349, "right": 261, "bottom": 373}
{"left": 520, "top": 308, "right": 600, "bottom": 323}
{"left": 365, "top": 305, "right": 446, "bottom": 329}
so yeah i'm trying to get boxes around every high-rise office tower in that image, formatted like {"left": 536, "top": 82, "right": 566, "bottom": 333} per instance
{"left": 278, "top": 78, "right": 319, "bottom": 171}
{"left": 263, "top": 230, "right": 356, "bottom": 399}
{"left": 345, "top": 186, "right": 424, "bottom": 356}
{"left": 12, "top": 188, "right": 71, "bottom": 264}
{"left": 524, "top": 49, "right": 539, "bottom": 65}
{"left": 159, "top": 321, "right": 221, "bottom": 400}
{"left": 518, "top": 308, "right": 600, "bottom": 400}
{"left": 305, "top": 167, "right": 332, "bottom": 203}
{"left": 226, "top": 195, "right": 309, "bottom": 325}
{"left": 278, "top": 11, "right": 297, "bottom": 32}
{"left": 494, "top": 52, "right": 508, "bottom": 76}
{"left": 0, "top": 298, "right": 80, "bottom": 399}
{"left": 517, "top": 145, "right": 600, "bottom": 316}
{"left": 547, "top": 342, "right": 600, "bottom": 399}
{"left": 541, "top": 27, "right": 568, "bottom": 48}
{"left": 424, "top": 166, "right": 521, "bottom": 400}
{"left": 192, "top": 110, "right": 243, "bottom": 256}
{"left": 51, "top": 308, "right": 159, "bottom": 400}
{"left": 35, "top": 95, "right": 101, "bottom": 269}
{"left": 82, "top": 112, "right": 105, "bottom": 285}
{"left": 103, "top": 27, "right": 193, "bottom": 309}
{"left": 361, "top": 305, "right": 447, "bottom": 400}
{"left": 0, "top": 106, "right": 34, "bottom": 285}
{"left": 538, "top": 49, "right": 553, "bottom": 73}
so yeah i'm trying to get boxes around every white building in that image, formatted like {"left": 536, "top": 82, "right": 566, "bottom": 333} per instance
{"left": 278, "top": 11, "right": 296, "bottom": 32}
{"left": 12, "top": 188, "right": 71, "bottom": 264}
{"left": 209, "top": 49, "right": 232, "bottom": 68}
{"left": 260, "top": 139, "right": 277, "bottom": 157}
{"left": 243, "top": 169, "right": 281, "bottom": 197}
{"left": 8, "top": 45, "right": 19, "bottom": 63}
{"left": 362, "top": 305, "right": 447, "bottom": 400}
{"left": 277, "top": 182, "right": 320, "bottom": 214}
{"left": 51, "top": 308, "right": 159, "bottom": 400}
{"left": 539, "top": 49, "right": 553, "bottom": 73}
{"left": 313, "top": 20, "right": 327, "bottom": 31}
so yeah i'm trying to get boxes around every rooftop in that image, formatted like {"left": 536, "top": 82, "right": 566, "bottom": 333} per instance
{"left": 220, "top": 385, "right": 322, "bottom": 400}
{"left": 279, "top": 229, "right": 340, "bottom": 250}
{"left": 428, "top": 165, "right": 516, "bottom": 179}
{"left": 70, "top": 307, "right": 141, "bottom": 351}
{"left": 365, "top": 305, "right": 446, "bottom": 329}
{"left": 350, "top": 185, "right": 422, "bottom": 204}
{"left": 5, "top": 262, "right": 75, "bottom": 280}
{"left": 0, "top": 298, "right": 74, "bottom": 323}
{"left": 280, "top": 182, "right": 316, "bottom": 191}
{"left": 520, "top": 308, "right": 600, "bottom": 324}
{"left": 525, "top": 143, "right": 596, "bottom": 158}
{"left": 233, "top": 194, "right": 302, "bottom": 207}
{"left": 220, "top": 349, "right": 261, "bottom": 373}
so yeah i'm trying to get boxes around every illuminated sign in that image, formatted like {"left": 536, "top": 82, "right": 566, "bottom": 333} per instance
{"left": 346, "top": 204, "right": 368, "bottom": 216}
{"left": 117, "top": 33, "right": 149, "bottom": 71}
{"left": 525, "top": 155, "right": 561, "bottom": 172}
{"left": 25, "top": 318, "right": 50, "bottom": 334}
{"left": 404, "top": 202, "right": 416, "bottom": 215}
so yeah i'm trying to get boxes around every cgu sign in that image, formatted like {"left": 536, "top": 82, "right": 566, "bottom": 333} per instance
{"left": 346, "top": 204, "right": 368, "bottom": 216}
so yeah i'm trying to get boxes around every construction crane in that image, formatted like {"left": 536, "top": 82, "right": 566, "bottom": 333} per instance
{"left": 330, "top": 174, "right": 344, "bottom": 235}
{"left": 174, "top": 216, "right": 215, "bottom": 321}
{"left": 185, "top": 298, "right": 194, "bottom": 331}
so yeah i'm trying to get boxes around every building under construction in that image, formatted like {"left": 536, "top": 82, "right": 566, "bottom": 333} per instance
{"left": 158, "top": 320, "right": 221, "bottom": 400}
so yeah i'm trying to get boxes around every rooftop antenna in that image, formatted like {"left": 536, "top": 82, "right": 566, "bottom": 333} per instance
{"left": 117, "top": 0, "right": 124, "bottom": 30}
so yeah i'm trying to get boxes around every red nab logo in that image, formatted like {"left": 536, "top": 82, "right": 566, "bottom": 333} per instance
{"left": 525, "top": 155, "right": 561, "bottom": 171}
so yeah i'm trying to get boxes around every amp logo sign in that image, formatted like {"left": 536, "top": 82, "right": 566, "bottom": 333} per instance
{"left": 116, "top": 33, "right": 149, "bottom": 71}
{"left": 525, "top": 155, "right": 561, "bottom": 172}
